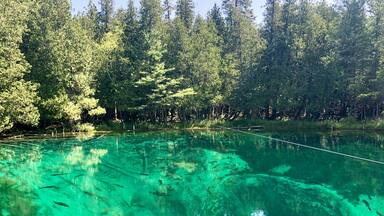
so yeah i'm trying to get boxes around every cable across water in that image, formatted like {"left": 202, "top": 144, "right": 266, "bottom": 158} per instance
{"left": 218, "top": 126, "right": 384, "bottom": 166}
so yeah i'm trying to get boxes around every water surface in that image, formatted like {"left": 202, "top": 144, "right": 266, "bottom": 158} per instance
{"left": 0, "top": 130, "right": 383, "bottom": 216}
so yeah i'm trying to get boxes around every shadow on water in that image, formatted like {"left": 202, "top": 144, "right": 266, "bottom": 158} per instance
{"left": 0, "top": 130, "right": 384, "bottom": 215}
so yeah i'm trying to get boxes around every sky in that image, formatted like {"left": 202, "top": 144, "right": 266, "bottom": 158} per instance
{"left": 72, "top": 0, "right": 267, "bottom": 23}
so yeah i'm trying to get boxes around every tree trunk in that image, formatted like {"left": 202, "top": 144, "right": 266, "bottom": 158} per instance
{"left": 114, "top": 101, "right": 118, "bottom": 121}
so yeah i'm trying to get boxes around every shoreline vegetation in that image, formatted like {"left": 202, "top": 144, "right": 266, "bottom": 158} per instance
{"left": 3, "top": 118, "right": 384, "bottom": 140}
{"left": 3, "top": 0, "right": 384, "bottom": 137}
{"left": 92, "top": 118, "right": 384, "bottom": 132}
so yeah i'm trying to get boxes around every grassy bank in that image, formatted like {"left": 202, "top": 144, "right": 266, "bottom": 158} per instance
{"left": 94, "top": 118, "right": 384, "bottom": 132}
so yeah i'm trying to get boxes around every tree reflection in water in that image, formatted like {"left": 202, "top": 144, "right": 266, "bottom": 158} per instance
{"left": 0, "top": 131, "right": 383, "bottom": 215}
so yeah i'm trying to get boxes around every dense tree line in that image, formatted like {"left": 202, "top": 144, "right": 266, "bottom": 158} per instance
{"left": 1, "top": 0, "right": 384, "bottom": 132}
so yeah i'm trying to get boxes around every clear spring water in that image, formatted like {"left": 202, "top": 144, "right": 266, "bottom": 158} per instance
{"left": 0, "top": 130, "right": 384, "bottom": 216}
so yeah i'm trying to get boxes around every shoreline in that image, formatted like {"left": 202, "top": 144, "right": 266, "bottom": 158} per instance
{"left": 2, "top": 119, "right": 384, "bottom": 140}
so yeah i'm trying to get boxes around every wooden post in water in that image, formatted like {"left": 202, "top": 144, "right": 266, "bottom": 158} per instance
{"left": 61, "top": 122, "right": 65, "bottom": 137}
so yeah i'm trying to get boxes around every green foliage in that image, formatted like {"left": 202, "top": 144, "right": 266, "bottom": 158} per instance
{"left": 73, "top": 123, "right": 96, "bottom": 133}
{"left": 20, "top": 0, "right": 104, "bottom": 128}
{"left": 98, "top": 0, "right": 114, "bottom": 37}
{"left": 42, "top": 20, "right": 103, "bottom": 123}
{"left": 3, "top": 0, "right": 384, "bottom": 133}
{"left": 0, "top": 82, "right": 40, "bottom": 127}
{"left": 163, "top": 0, "right": 173, "bottom": 21}
{"left": 140, "top": 0, "right": 163, "bottom": 33}
{"left": 176, "top": 0, "right": 195, "bottom": 28}
{"left": 135, "top": 11, "right": 195, "bottom": 113}
{"left": 0, "top": 0, "right": 40, "bottom": 133}
{"left": 95, "top": 23, "right": 129, "bottom": 113}
{"left": 189, "top": 18, "right": 223, "bottom": 107}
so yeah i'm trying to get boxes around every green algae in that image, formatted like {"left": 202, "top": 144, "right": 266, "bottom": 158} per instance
{"left": 0, "top": 131, "right": 383, "bottom": 216}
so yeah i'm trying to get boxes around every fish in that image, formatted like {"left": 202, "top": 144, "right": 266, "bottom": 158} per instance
{"left": 98, "top": 179, "right": 110, "bottom": 185}
{"left": 51, "top": 173, "right": 69, "bottom": 176}
{"left": 151, "top": 191, "right": 170, "bottom": 197}
{"left": 114, "top": 183, "right": 124, "bottom": 188}
{"left": 54, "top": 201, "right": 69, "bottom": 208}
{"left": 74, "top": 174, "right": 85, "bottom": 179}
{"left": 83, "top": 191, "right": 96, "bottom": 197}
{"left": 39, "top": 186, "right": 60, "bottom": 190}
{"left": 95, "top": 187, "right": 102, "bottom": 191}
{"left": 122, "top": 200, "right": 130, "bottom": 207}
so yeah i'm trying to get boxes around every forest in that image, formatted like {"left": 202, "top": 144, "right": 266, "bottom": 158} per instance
{"left": 1, "top": 0, "right": 384, "bottom": 133}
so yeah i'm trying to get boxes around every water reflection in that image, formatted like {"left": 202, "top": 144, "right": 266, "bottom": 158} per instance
{"left": 66, "top": 146, "right": 108, "bottom": 167}
{"left": 0, "top": 131, "right": 383, "bottom": 215}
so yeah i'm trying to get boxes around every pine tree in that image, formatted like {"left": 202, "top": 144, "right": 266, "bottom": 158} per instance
{"left": 136, "top": 30, "right": 182, "bottom": 109}
{"left": 85, "top": 0, "right": 99, "bottom": 38}
{"left": 163, "top": 0, "right": 173, "bottom": 21}
{"left": 259, "top": 0, "right": 285, "bottom": 117}
{"left": 365, "top": 0, "right": 384, "bottom": 118}
{"left": 135, "top": 27, "right": 195, "bottom": 121}
{"left": 140, "top": 0, "right": 163, "bottom": 33}
{"left": 23, "top": 0, "right": 71, "bottom": 103}
{"left": 176, "top": 0, "right": 195, "bottom": 28}
{"left": 208, "top": 3, "right": 226, "bottom": 38}
{"left": 121, "top": 0, "right": 142, "bottom": 66}
{"left": 98, "top": 0, "right": 114, "bottom": 37}
{"left": 290, "top": 1, "right": 339, "bottom": 118}
{"left": 338, "top": 0, "right": 370, "bottom": 118}
{"left": 135, "top": 0, "right": 194, "bottom": 120}
{"left": 188, "top": 17, "right": 223, "bottom": 112}
{"left": 164, "top": 18, "right": 193, "bottom": 83}
{"left": 96, "top": 0, "right": 140, "bottom": 119}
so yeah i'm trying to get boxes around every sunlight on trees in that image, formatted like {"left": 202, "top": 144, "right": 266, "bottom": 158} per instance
{"left": 1, "top": 0, "right": 384, "bottom": 133}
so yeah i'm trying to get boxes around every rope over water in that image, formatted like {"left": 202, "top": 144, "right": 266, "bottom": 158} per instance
{"left": 218, "top": 126, "right": 384, "bottom": 166}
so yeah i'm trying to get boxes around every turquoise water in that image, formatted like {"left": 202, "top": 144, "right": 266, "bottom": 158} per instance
{"left": 0, "top": 130, "right": 384, "bottom": 216}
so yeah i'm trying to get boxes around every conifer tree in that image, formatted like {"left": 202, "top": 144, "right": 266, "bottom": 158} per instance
{"left": 163, "top": 0, "right": 173, "bottom": 21}
{"left": 176, "top": 0, "right": 195, "bottom": 28}
{"left": 338, "top": 0, "right": 370, "bottom": 117}
{"left": 98, "top": 0, "right": 114, "bottom": 37}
